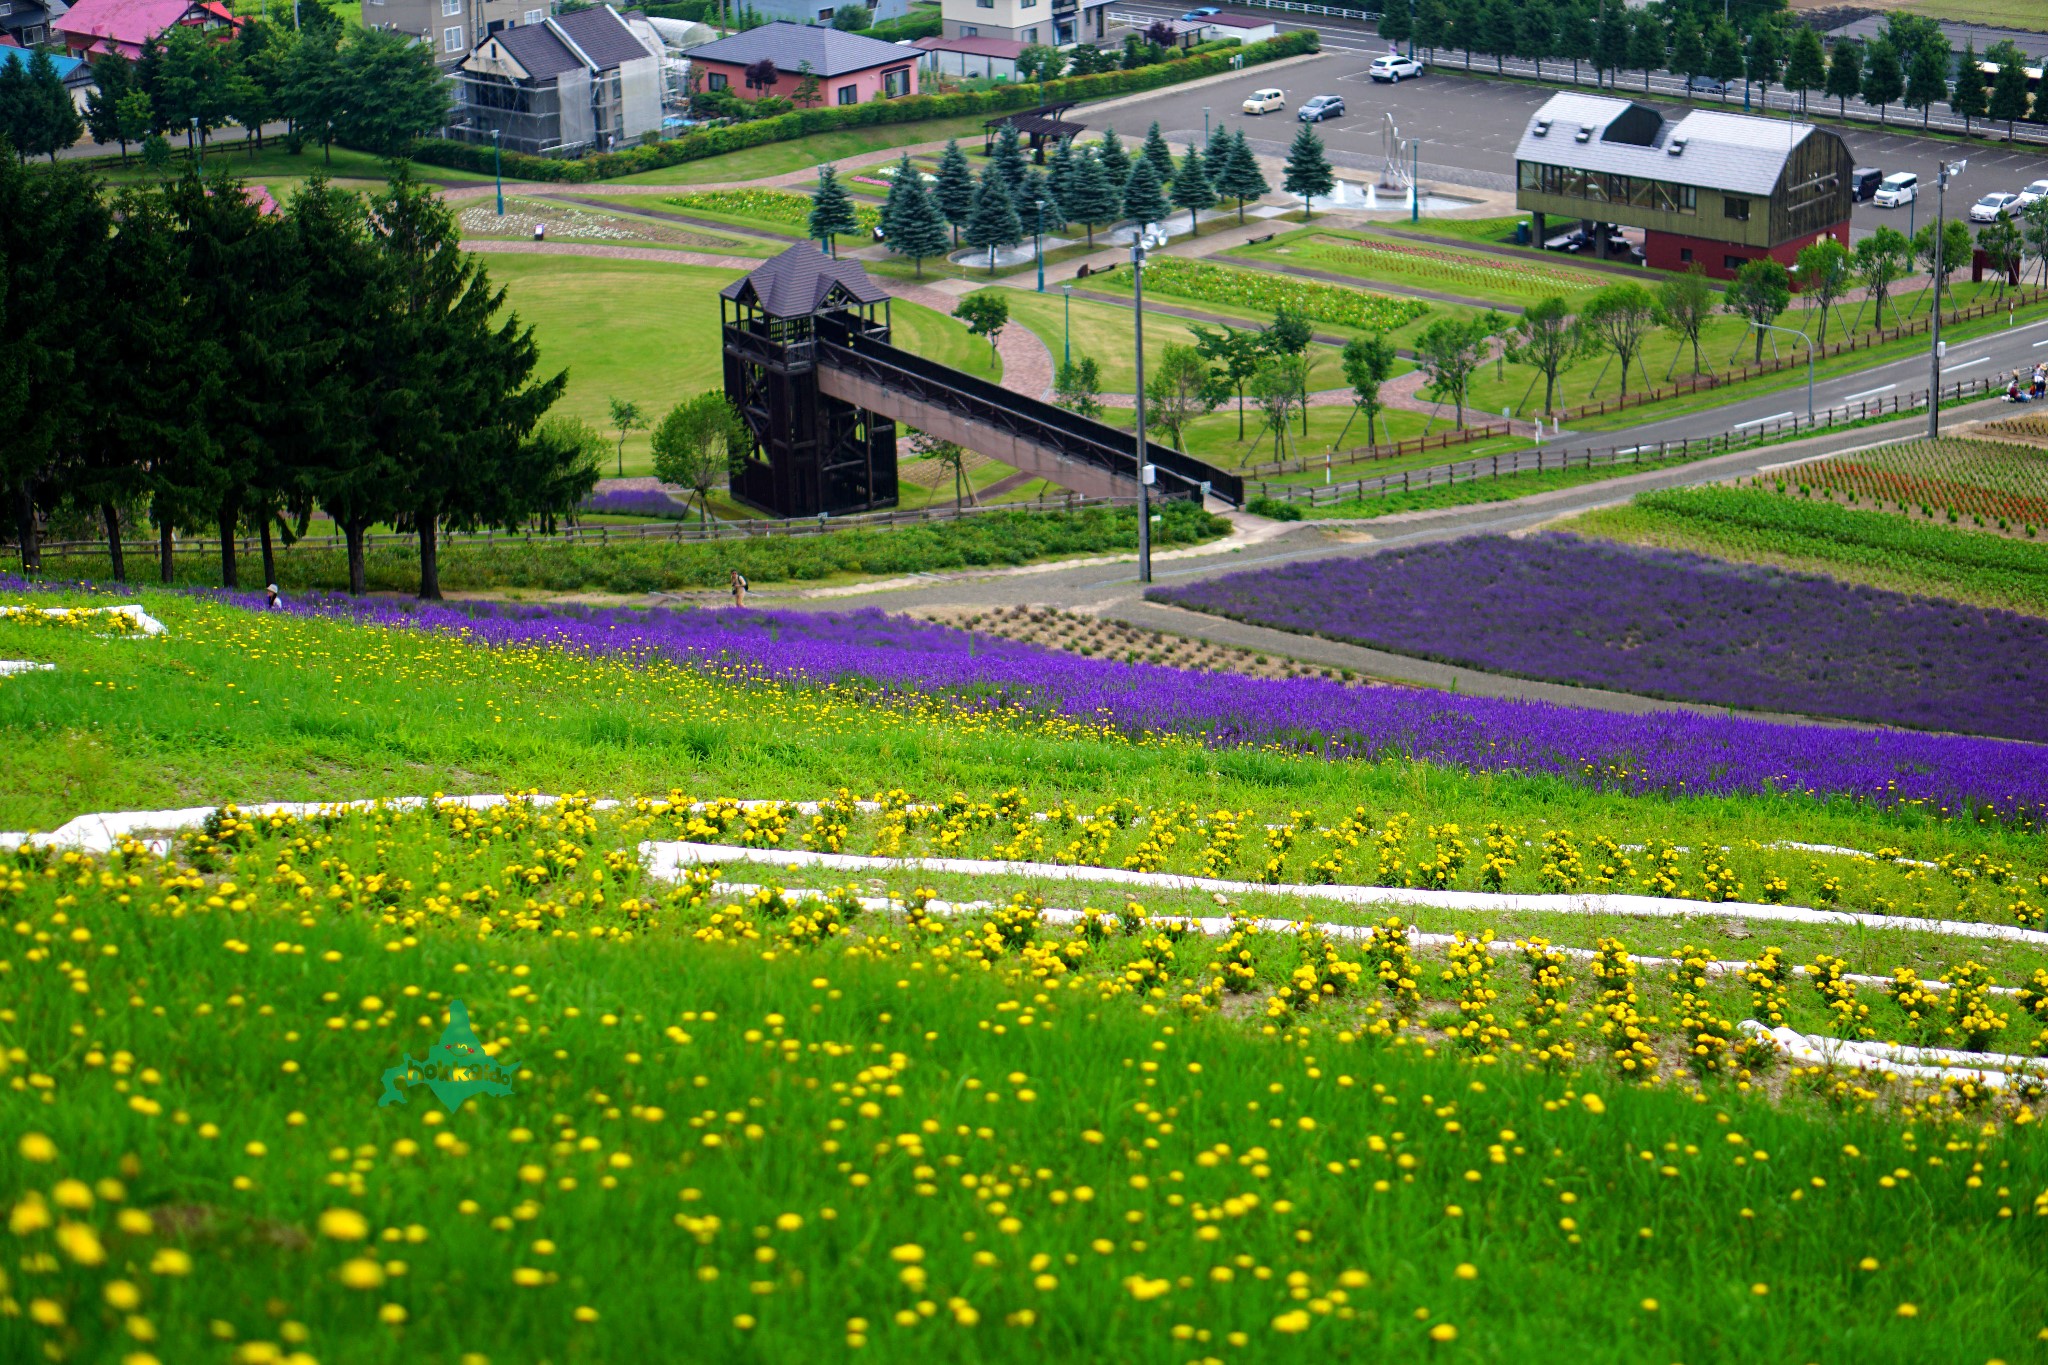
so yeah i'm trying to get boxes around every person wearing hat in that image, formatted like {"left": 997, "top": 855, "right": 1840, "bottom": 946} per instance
{"left": 265, "top": 584, "right": 283, "bottom": 609}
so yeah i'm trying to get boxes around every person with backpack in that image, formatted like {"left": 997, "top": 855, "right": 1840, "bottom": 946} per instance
{"left": 729, "top": 569, "right": 748, "bottom": 608}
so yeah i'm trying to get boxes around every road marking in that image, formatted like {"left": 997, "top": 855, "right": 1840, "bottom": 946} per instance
{"left": 1733, "top": 412, "right": 1795, "bottom": 429}
{"left": 1943, "top": 357, "right": 1987, "bottom": 373}
{"left": 1844, "top": 384, "right": 1896, "bottom": 401}
{"left": 2035, "top": 338, "right": 2048, "bottom": 347}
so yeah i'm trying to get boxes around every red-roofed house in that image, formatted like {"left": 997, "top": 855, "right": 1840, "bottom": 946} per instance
{"left": 53, "top": 0, "right": 233, "bottom": 61}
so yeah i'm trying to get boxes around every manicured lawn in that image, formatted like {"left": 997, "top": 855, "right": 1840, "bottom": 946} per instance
{"left": 891, "top": 298, "right": 1003, "bottom": 382}
{"left": 488, "top": 255, "right": 982, "bottom": 476}
{"left": 457, "top": 195, "right": 780, "bottom": 257}
{"left": 598, "top": 114, "right": 997, "bottom": 186}
{"left": 1229, "top": 228, "right": 1618, "bottom": 307}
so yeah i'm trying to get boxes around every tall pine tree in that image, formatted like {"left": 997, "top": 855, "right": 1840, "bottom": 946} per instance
{"left": 1282, "top": 123, "right": 1334, "bottom": 222}
{"left": 1061, "top": 146, "right": 1120, "bottom": 246}
{"left": 1171, "top": 144, "right": 1215, "bottom": 237}
{"left": 1861, "top": 37, "right": 1903, "bottom": 125}
{"left": 1824, "top": 38, "right": 1862, "bottom": 117}
{"left": 1095, "top": 127, "right": 1132, "bottom": 185}
{"left": 1140, "top": 121, "right": 1177, "bottom": 188}
{"left": 989, "top": 121, "right": 1029, "bottom": 198}
{"left": 807, "top": 164, "right": 859, "bottom": 257}
{"left": 882, "top": 154, "right": 949, "bottom": 278}
{"left": 1122, "top": 158, "right": 1169, "bottom": 232}
{"left": 932, "top": 138, "right": 977, "bottom": 246}
{"left": 963, "top": 170, "right": 1021, "bottom": 274}
{"left": 1216, "top": 130, "right": 1271, "bottom": 225}
{"left": 1950, "top": 41, "right": 1987, "bottom": 132}
{"left": 1783, "top": 26, "right": 1826, "bottom": 113}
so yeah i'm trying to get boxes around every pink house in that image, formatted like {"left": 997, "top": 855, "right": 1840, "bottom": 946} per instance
{"left": 54, "top": 0, "right": 235, "bottom": 61}
{"left": 686, "top": 21, "right": 918, "bottom": 107}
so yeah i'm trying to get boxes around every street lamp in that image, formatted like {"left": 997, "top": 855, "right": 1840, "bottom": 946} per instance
{"left": 491, "top": 127, "right": 504, "bottom": 217}
{"left": 1750, "top": 320, "right": 1815, "bottom": 422}
{"left": 191, "top": 116, "right": 201, "bottom": 174}
{"left": 1929, "top": 157, "right": 1966, "bottom": 438}
{"left": 1410, "top": 138, "right": 1423, "bottom": 223}
{"left": 1131, "top": 237, "right": 1152, "bottom": 585}
{"left": 1062, "top": 281, "right": 1073, "bottom": 368}
{"left": 1035, "top": 196, "right": 1046, "bottom": 293}
{"left": 1203, "top": 106, "right": 1210, "bottom": 141}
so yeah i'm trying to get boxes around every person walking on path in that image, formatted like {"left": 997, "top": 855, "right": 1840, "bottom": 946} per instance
{"left": 729, "top": 569, "right": 748, "bottom": 608}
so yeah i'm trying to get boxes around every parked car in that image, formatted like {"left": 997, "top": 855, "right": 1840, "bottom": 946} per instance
{"left": 1297, "top": 94, "right": 1346, "bottom": 122}
{"left": 1872, "top": 172, "right": 1918, "bottom": 207}
{"left": 1686, "top": 74, "right": 1729, "bottom": 96}
{"left": 2018, "top": 179, "right": 2048, "bottom": 209}
{"left": 1368, "top": 52, "right": 1425, "bottom": 82}
{"left": 1242, "top": 87, "right": 1285, "bottom": 114}
{"left": 1849, "top": 167, "right": 1883, "bottom": 202}
{"left": 1970, "top": 191, "right": 2022, "bottom": 223}
{"left": 1180, "top": 6, "right": 1220, "bottom": 17}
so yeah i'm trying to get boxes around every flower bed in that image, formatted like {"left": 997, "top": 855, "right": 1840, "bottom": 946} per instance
{"left": 1139, "top": 258, "right": 1429, "bottom": 332}
{"left": 262, "top": 592, "right": 2048, "bottom": 818}
{"left": 667, "top": 189, "right": 881, "bottom": 235}
{"left": 579, "top": 487, "right": 694, "bottom": 519}
{"left": 1277, "top": 233, "right": 1605, "bottom": 300}
{"left": 1149, "top": 533, "right": 2048, "bottom": 745}
{"left": 1794, "top": 438, "right": 2048, "bottom": 529}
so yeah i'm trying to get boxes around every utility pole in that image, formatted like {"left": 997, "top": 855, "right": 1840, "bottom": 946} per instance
{"left": 1132, "top": 237, "right": 1152, "bottom": 585}
{"left": 1928, "top": 157, "right": 1966, "bottom": 437}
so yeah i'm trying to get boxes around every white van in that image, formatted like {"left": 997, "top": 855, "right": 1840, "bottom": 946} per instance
{"left": 1872, "top": 172, "right": 1918, "bottom": 207}
{"left": 1242, "top": 88, "right": 1285, "bottom": 114}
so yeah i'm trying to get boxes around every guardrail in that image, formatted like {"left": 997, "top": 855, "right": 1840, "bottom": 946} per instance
{"left": 1238, "top": 418, "right": 1513, "bottom": 479}
{"left": 1253, "top": 374, "right": 2006, "bottom": 506}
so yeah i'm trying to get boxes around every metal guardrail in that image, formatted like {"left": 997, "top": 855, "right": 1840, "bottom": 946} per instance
{"left": 1255, "top": 374, "right": 2008, "bottom": 505}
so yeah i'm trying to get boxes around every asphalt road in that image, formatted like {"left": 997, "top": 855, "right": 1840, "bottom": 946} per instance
{"left": 1094, "top": 26, "right": 2048, "bottom": 231}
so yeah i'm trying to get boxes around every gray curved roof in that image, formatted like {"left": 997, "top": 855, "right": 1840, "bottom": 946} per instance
{"left": 1515, "top": 92, "right": 1817, "bottom": 196}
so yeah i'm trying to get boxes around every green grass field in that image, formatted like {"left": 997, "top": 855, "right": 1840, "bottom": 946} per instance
{"left": 487, "top": 256, "right": 991, "bottom": 476}
{"left": 1229, "top": 230, "right": 1617, "bottom": 309}
{"left": 1566, "top": 484, "right": 2048, "bottom": 617}
{"left": 3, "top": 586, "right": 2048, "bottom": 1362}
{"left": 596, "top": 115, "right": 997, "bottom": 187}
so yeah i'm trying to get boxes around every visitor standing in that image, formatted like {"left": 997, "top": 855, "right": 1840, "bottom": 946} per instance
{"left": 729, "top": 569, "right": 748, "bottom": 608}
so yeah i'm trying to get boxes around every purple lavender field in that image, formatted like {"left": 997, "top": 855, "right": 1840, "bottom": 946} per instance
{"left": 259, "top": 592, "right": 2048, "bottom": 817}
{"left": 1151, "top": 534, "right": 2048, "bottom": 744}
{"left": 579, "top": 487, "right": 692, "bottom": 519}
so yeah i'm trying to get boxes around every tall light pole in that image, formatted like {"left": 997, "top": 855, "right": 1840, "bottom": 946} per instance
{"left": 1132, "top": 237, "right": 1152, "bottom": 584}
{"left": 1034, "top": 196, "right": 1046, "bottom": 292}
{"left": 1061, "top": 281, "right": 1072, "bottom": 368}
{"left": 492, "top": 128, "right": 504, "bottom": 216}
{"left": 191, "top": 116, "right": 201, "bottom": 174}
{"left": 1929, "top": 157, "right": 1966, "bottom": 438}
{"left": 1203, "top": 106, "right": 1211, "bottom": 141}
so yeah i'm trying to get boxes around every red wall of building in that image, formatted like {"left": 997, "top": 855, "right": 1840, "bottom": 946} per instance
{"left": 1643, "top": 222, "right": 1850, "bottom": 287}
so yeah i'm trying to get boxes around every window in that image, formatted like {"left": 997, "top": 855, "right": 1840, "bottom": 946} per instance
{"left": 443, "top": 23, "right": 464, "bottom": 50}
{"left": 1723, "top": 196, "right": 1750, "bottom": 221}
{"left": 1678, "top": 247, "right": 1693, "bottom": 263}
{"left": 960, "top": 23, "right": 977, "bottom": 33}
{"left": 977, "top": 0, "right": 994, "bottom": 8}
{"left": 0, "top": 4, "right": 15, "bottom": 15}
{"left": 883, "top": 66, "right": 910, "bottom": 97}
{"left": 442, "top": 0, "right": 461, "bottom": 15}
{"left": 1724, "top": 254, "right": 1745, "bottom": 270}
{"left": 707, "top": 71, "right": 728, "bottom": 89}
{"left": 1022, "top": 26, "right": 1037, "bottom": 41}
{"left": 523, "top": 8, "right": 542, "bottom": 21}
{"left": 837, "top": 84, "right": 858, "bottom": 104}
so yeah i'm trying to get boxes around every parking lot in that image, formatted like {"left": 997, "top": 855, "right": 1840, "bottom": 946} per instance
{"left": 1098, "top": 49, "right": 2048, "bottom": 239}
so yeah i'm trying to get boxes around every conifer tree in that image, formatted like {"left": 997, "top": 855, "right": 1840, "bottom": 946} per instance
{"left": 1216, "top": 129, "right": 1271, "bottom": 225}
{"left": 989, "top": 121, "right": 1029, "bottom": 197}
{"left": 932, "top": 138, "right": 977, "bottom": 246}
{"left": 1282, "top": 122, "right": 1334, "bottom": 222}
{"left": 807, "top": 164, "right": 860, "bottom": 257}
{"left": 1018, "top": 166, "right": 1065, "bottom": 237}
{"left": 1045, "top": 136, "right": 1076, "bottom": 216}
{"left": 1122, "top": 158, "right": 1169, "bottom": 232}
{"left": 1140, "top": 121, "right": 1177, "bottom": 187}
{"left": 1414, "top": 0, "right": 1450, "bottom": 60}
{"left": 1824, "top": 38, "right": 1862, "bottom": 117}
{"left": 882, "top": 154, "right": 949, "bottom": 278}
{"left": 1950, "top": 41, "right": 1987, "bottom": 132}
{"left": 1205, "top": 119, "right": 1232, "bottom": 173}
{"left": 1903, "top": 35, "right": 1950, "bottom": 128}
{"left": 963, "top": 170, "right": 1021, "bottom": 274}
{"left": 1170, "top": 144, "right": 1215, "bottom": 236}
{"left": 1095, "top": 126, "right": 1132, "bottom": 184}
{"left": 1061, "top": 146, "right": 1120, "bottom": 246}
{"left": 1783, "top": 25, "right": 1826, "bottom": 113}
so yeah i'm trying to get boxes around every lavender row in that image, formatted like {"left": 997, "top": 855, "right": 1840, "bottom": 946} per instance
{"left": 256, "top": 592, "right": 2048, "bottom": 818}
{"left": 579, "top": 487, "right": 692, "bottom": 519}
{"left": 1151, "top": 534, "right": 2048, "bottom": 745}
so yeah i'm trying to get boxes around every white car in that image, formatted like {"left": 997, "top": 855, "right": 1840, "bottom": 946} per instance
{"left": 1368, "top": 52, "right": 1424, "bottom": 82}
{"left": 2018, "top": 179, "right": 2048, "bottom": 209}
{"left": 1242, "top": 87, "right": 1285, "bottom": 114}
{"left": 1970, "top": 192, "right": 2022, "bottom": 223}
{"left": 1871, "top": 172, "right": 1918, "bottom": 207}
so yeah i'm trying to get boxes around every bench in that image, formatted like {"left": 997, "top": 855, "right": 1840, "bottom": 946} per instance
{"left": 1246, "top": 233, "right": 1275, "bottom": 245}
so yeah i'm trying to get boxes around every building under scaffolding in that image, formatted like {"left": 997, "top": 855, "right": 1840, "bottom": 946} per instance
{"left": 447, "top": 4, "right": 662, "bottom": 158}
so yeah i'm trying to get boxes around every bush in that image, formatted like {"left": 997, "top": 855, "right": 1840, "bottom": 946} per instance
{"left": 407, "top": 30, "right": 1319, "bottom": 183}
{"left": 1245, "top": 496, "right": 1304, "bottom": 521}
{"left": 857, "top": 9, "right": 942, "bottom": 41}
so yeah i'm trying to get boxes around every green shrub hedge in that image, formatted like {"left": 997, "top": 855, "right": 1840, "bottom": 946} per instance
{"left": 411, "top": 30, "right": 1318, "bottom": 184}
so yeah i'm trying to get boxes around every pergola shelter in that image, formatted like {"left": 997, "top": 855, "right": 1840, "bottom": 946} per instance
{"left": 983, "top": 101, "right": 1086, "bottom": 162}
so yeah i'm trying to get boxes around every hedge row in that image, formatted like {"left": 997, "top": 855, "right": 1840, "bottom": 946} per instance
{"left": 411, "top": 29, "right": 1319, "bottom": 184}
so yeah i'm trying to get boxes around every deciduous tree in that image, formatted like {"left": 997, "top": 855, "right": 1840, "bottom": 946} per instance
{"left": 651, "top": 391, "right": 751, "bottom": 523}
{"left": 1144, "top": 343, "right": 1222, "bottom": 451}
{"left": 1508, "top": 297, "right": 1589, "bottom": 415}
{"left": 1412, "top": 314, "right": 1491, "bottom": 426}
{"left": 953, "top": 290, "right": 1009, "bottom": 368}
{"left": 1723, "top": 258, "right": 1792, "bottom": 364}
{"left": 1339, "top": 333, "right": 1397, "bottom": 447}
{"left": 1655, "top": 263, "right": 1714, "bottom": 375}
{"left": 1579, "top": 281, "right": 1658, "bottom": 398}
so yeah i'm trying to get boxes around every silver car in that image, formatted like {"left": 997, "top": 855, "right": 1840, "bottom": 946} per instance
{"left": 1970, "top": 192, "right": 2021, "bottom": 223}
{"left": 1297, "top": 94, "right": 1346, "bottom": 122}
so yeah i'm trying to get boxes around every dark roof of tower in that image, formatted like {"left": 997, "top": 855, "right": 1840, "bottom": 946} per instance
{"left": 721, "top": 244, "right": 891, "bottom": 317}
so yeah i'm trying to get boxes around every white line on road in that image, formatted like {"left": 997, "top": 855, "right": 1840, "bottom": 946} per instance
{"left": 1843, "top": 384, "right": 1897, "bottom": 401}
{"left": 1733, "top": 412, "right": 1795, "bottom": 429}
{"left": 1943, "top": 357, "right": 1987, "bottom": 374}
{"left": 2035, "top": 338, "right": 2048, "bottom": 347}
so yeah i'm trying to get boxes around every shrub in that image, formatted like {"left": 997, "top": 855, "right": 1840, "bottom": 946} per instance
{"left": 1246, "top": 496, "right": 1304, "bottom": 521}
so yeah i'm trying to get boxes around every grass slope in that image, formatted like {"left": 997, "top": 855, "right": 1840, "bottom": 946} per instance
{"left": 1566, "top": 485, "right": 2048, "bottom": 618}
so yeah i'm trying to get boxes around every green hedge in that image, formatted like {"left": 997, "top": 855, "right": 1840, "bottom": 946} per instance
{"left": 410, "top": 29, "right": 1318, "bottom": 184}
{"left": 858, "top": 10, "right": 943, "bottom": 41}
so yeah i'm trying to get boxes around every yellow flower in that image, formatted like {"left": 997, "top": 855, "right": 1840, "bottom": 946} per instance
{"left": 149, "top": 1247, "right": 192, "bottom": 1276}
{"left": 1896, "top": 1303, "right": 1919, "bottom": 1318}
{"left": 9, "top": 1192, "right": 52, "bottom": 1235}
{"left": 1580, "top": 1094, "right": 1605, "bottom": 1115}
{"left": 19, "top": 1133, "right": 58, "bottom": 1163}
{"left": 106, "top": 1280, "right": 143, "bottom": 1311}
{"left": 574, "top": 1306, "right": 599, "bottom": 1323}
{"left": 379, "top": 1303, "right": 408, "bottom": 1324}
{"left": 57, "top": 1221, "right": 108, "bottom": 1266}
{"left": 317, "top": 1209, "right": 369, "bottom": 1242}
{"left": 1454, "top": 1263, "right": 1477, "bottom": 1280}
{"left": 118, "top": 1208, "right": 155, "bottom": 1236}
{"left": 123, "top": 1354, "right": 163, "bottom": 1365}
{"left": 1429, "top": 1324, "right": 1459, "bottom": 1342}
{"left": 513, "top": 1267, "right": 545, "bottom": 1287}
{"left": 889, "top": 1244, "right": 924, "bottom": 1264}
{"left": 1271, "top": 1310, "right": 1311, "bottom": 1334}
{"left": 338, "top": 1258, "right": 386, "bottom": 1290}
{"left": 53, "top": 1179, "right": 94, "bottom": 1210}
{"left": 1640, "top": 1298, "right": 1659, "bottom": 1313}
{"left": 30, "top": 1298, "right": 66, "bottom": 1326}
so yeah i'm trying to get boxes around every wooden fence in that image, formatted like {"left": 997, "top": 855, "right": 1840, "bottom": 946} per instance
{"left": 1255, "top": 375, "right": 2004, "bottom": 507}
{"left": 1238, "top": 418, "right": 1513, "bottom": 480}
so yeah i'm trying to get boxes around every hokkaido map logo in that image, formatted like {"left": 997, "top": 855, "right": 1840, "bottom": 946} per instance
{"left": 378, "top": 1000, "right": 519, "bottom": 1113}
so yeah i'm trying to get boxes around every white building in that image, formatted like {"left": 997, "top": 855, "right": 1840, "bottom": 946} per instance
{"left": 940, "top": 0, "right": 1107, "bottom": 48}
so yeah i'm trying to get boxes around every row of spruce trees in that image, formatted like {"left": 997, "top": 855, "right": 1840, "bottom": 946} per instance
{"left": 802, "top": 120, "right": 1337, "bottom": 272}
{"left": 1, "top": 153, "right": 593, "bottom": 599}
